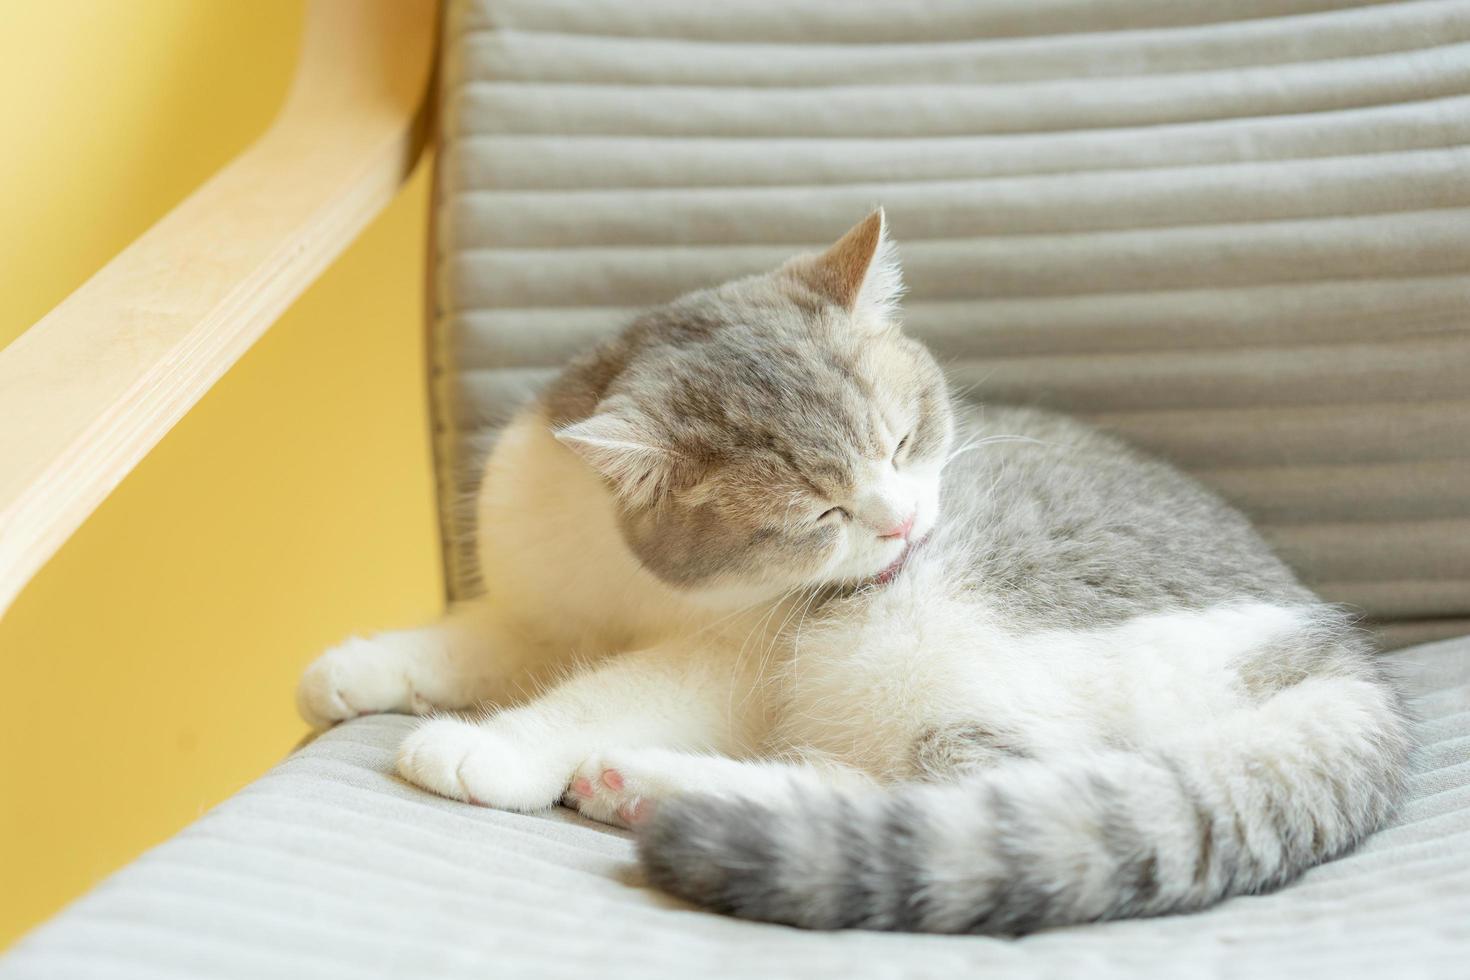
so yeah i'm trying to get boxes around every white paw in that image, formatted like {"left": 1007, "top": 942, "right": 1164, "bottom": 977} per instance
{"left": 565, "top": 749, "right": 715, "bottom": 829}
{"left": 296, "top": 636, "right": 432, "bottom": 729}
{"left": 397, "top": 718, "right": 571, "bottom": 811}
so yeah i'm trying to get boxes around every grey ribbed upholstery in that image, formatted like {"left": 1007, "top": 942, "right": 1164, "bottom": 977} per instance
{"left": 5, "top": 634, "right": 1468, "bottom": 978}
{"left": 429, "top": 0, "right": 1470, "bottom": 646}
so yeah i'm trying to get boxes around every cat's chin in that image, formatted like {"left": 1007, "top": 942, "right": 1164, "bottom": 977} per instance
{"left": 676, "top": 536, "right": 932, "bottom": 607}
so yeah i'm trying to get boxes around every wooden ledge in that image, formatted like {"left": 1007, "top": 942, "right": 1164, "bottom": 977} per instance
{"left": 0, "top": 0, "right": 438, "bottom": 617}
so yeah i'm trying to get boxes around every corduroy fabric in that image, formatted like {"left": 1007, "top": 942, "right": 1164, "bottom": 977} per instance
{"left": 428, "top": 0, "right": 1470, "bottom": 646}
{"left": 5, "top": 633, "right": 1468, "bottom": 978}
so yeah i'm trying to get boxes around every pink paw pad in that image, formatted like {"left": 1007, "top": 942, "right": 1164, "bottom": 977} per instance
{"left": 601, "top": 768, "right": 624, "bottom": 791}
{"left": 569, "top": 777, "right": 594, "bottom": 799}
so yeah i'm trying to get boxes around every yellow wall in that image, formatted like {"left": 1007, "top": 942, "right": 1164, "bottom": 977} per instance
{"left": 0, "top": 2, "right": 444, "bottom": 946}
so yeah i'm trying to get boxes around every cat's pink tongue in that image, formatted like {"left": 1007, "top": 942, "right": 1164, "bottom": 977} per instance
{"left": 874, "top": 553, "right": 907, "bottom": 585}
{"left": 872, "top": 532, "right": 929, "bottom": 586}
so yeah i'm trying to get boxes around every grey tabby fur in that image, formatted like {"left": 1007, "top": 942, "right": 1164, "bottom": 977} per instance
{"left": 550, "top": 212, "right": 1409, "bottom": 934}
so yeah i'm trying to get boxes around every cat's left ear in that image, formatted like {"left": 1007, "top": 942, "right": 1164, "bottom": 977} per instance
{"left": 794, "top": 208, "right": 905, "bottom": 325}
{"left": 554, "top": 409, "right": 676, "bottom": 509}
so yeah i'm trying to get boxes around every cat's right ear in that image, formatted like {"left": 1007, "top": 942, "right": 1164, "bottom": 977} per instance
{"left": 790, "top": 208, "right": 905, "bottom": 326}
{"left": 554, "top": 412, "right": 674, "bottom": 508}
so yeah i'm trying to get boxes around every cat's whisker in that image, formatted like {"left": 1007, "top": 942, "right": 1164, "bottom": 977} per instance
{"left": 764, "top": 585, "right": 826, "bottom": 686}
{"left": 785, "top": 584, "right": 828, "bottom": 695}
{"left": 946, "top": 434, "right": 1050, "bottom": 464}
{"left": 739, "top": 587, "right": 812, "bottom": 712}
{"left": 727, "top": 583, "right": 806, "bottom": 718}
{"left": 949, "top": 368, "right": 996, "bottom": 402}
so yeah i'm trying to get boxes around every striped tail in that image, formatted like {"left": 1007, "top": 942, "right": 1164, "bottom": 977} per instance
{"left": 637, "top": 672, "right": 1407, "bottom": 933}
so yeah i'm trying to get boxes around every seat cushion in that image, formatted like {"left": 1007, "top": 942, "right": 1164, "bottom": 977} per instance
{"left": 429, "top": 0, "right": 1470, "bottom": 648}
{"left": 5, "top": 634, "right": 1468, "bottom": 978}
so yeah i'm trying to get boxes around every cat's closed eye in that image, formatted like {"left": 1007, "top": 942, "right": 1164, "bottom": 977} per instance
{"left": 817, "top": 506, "right": 849, "bottom": 523}
{"left": 892, "top": 433, "right": 910, "bottom": 465}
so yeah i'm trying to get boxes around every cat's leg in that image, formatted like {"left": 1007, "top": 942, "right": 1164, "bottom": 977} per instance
{"left": 567, "top": 747, "right": 872, "bottom": 828}
{"left": 397, "top": 639, "right": 762, "bottom": 812}
{"left": 296, "top": 601, "right": 545, "bottom": 728}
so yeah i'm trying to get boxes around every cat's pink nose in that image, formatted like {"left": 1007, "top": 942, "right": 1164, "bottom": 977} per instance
{"left": 880, "top": 513, "right": 916, "bottom": 541}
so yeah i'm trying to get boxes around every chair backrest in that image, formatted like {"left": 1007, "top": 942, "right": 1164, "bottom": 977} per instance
{"left": 428, "top": 0, "right": 1470, "bottom": 649}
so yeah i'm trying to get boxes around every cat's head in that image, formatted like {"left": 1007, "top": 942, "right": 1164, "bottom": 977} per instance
{"left": 554, "top": 210, "right": 954, "bottom": 601}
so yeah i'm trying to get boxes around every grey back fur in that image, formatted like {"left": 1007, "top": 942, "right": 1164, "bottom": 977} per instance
{"left": 936, "top": 405, "right": 1316, "bottom": 630}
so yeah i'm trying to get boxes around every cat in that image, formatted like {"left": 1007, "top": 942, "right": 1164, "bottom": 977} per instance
{"left": 297, "top": 210, "right": 1408, "bottom": 934}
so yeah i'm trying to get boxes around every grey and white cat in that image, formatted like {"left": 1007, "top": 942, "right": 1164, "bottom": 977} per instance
{"left": 298, "top": 211, "right": 1408, "bottom": 934}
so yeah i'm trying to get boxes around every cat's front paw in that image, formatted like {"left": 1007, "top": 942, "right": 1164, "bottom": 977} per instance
{"left": 566, "top": 748, "right": 719, "bottom": 829}
{"left": 297, "top": 636, "right": 432, "bottom": 729}
{"left": 566, "top": 754, "right": 656, "bottom": 829}
{"left": 397, "top": 718, "right": 570, "bottom": 812}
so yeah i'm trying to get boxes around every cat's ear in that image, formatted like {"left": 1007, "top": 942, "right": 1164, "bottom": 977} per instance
{"left": 554, "top": 411, "right": 675, "bottom": 508}
{"left": 798, "top": 208, "right": 905, "bottom": 324}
